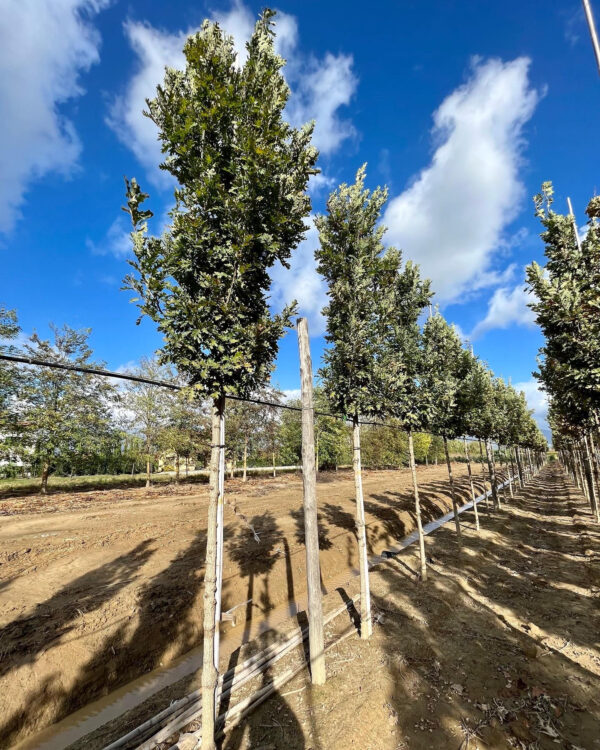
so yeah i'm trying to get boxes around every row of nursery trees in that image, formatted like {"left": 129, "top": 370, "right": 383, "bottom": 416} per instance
{"left": 527, "top": 184, "right": 600, "bottom": 521}
{"left": 0, "top": 315, "right": 495, "bottom": 488}
{"left": 114, "top": 11, "right": 546, "bottom": 747}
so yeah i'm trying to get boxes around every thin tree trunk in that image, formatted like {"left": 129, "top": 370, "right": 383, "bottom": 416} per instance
{"left": 493, "top": 446, "right": 507, "bottom": 504}
{"left": 230, "top": 457, "right": 235, "bottom": 480}
{"left": 243, "top": 438, "right": 248, "bottom": 482}
{"left": 40, "top": 462, "right": 50, "bottom": 494}
{"left": 515, "top": 446, "right": 525, "bottom": 488}
{"left": 463, "top": 438, "right": 480, "bottom": 531}
{"left": 131, "top": 462, "right": 135, "bottom": 477}
{"left": 175, "top": 453, "right": 180, "bottom": 484}
{"left": 508, "top": 447, "right": 516, "bottom": 497}
{"left": 353, "top": 413, "right": 372, "bottom": 638}
{"left": 442, "top": 436, "right": 462, "bottom": 544}
{"left": 272, "top": 451, "right": 276, "bottom": 478}
{"left": 576, "top": 446, "right": 589, "bottom": 500}
{"left": 478, "top": 439, "right": 490, "bottom": 509}
{"left": 146, "top": 453, "right": 151, "bottom": 488}
{"left": 408, "top": 431, "right": 427, "bottom": 578}
{"left": 589, "top": 432, "right": 600, "bottom": 515}
{"left": 315, "top": 432, "right": 319, "bottom": 475}
{"left": 583, "top": 435, "right": 600, "bottom": 522}
{"left": 201, "top": 395, "right": 225, "bottom": 750}
{"left": 485, "top": 440, "right": 500, "bottom": 510}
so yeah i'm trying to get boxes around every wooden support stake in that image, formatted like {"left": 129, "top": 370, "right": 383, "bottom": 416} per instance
{"left": 297, "top": 317, "right": 326, "bottom": 683}
{"left": 409, "top": 431, "right": 428, "bottom": 578}
{"left": 463, "top": 437, "right": 480, "bottom": 531}
{"left": 443, "top": 436, "right": 462, "bottom": 544}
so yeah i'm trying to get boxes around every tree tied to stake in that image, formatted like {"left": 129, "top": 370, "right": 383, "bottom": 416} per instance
{"left": 122, "top": 11, "right": 318, "bottom": 749}
{"left": 316, "top": 164, "right": 399, "bottom": 638}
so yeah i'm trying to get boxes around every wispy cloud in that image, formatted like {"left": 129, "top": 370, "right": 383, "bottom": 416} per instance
{"left": 471, "top": 281, "right": 536, "bottom": 339}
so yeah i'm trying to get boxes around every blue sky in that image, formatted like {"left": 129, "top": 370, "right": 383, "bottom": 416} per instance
{"left": 1, "top": 0, "right": 599, "bottom": 435}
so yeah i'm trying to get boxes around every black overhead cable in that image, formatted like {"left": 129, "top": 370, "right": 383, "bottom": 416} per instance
{"left": 0, "top": 352, "right": 496, "bottom": 444}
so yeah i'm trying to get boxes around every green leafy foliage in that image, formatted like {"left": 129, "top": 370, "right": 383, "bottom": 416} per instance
{"left": 316, "top": 165, "right": 399, "bottom": 418}
{"left": 123, "top": 10, "right": 318, "bottom": 400}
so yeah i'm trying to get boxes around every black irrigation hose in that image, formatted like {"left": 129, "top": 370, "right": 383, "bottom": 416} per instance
{"left": 0, "top": 352, "right": 511, "bottom": 446}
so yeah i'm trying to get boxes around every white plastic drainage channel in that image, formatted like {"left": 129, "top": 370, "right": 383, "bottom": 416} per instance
{"left": 373, "top": 474, "right": 517, "bottom": 564}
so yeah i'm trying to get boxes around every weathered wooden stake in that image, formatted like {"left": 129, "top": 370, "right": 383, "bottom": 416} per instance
{"left": 463, "top": 437, "right": 480, "bottom": 531}
{"left": 442, "top": 436, "right": 462, "bottom": 544}
{"left": 297, "top": 318, "right": 327, "bottom": 683}
{"left": 408, "top": 431, "right": 427, "bottom": 578}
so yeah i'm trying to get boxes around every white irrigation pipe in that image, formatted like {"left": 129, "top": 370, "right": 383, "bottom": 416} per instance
{"left": 110, "top": 469, "right": 529, "bottom": 749}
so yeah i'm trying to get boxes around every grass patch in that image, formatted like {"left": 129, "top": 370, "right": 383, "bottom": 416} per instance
{"left": 0, "top": 471, "right": 209, "bottom": 499}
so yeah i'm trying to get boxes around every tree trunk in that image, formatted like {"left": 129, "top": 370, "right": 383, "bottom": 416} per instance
{"left": 272, "top": 451, "right": 276, "bottom": 478}
{"left": 493, "top": 446, "right": 507, "bottom": 504}
{"left": 315, "top": 432, "right": 319, "bottom": 474}
{"left": 297, "top": 317, "right": 326, "bottom": 682}
{"left": 463, "top": 438, "right": 480, "bottom": 531}
{"left": 201, "top": 395, "right": 225, "bottom": 750}
{"left": 478, "top": 439, "right": 490, "bottom": 509}
{"left": 353, "top": 414, "right": 372, "bottom": 638}
{"left": 588, "top": 432, "right": 600, "bottom": 516}
{"left": 146, "top": 443, "right": 151, "bottom": 488}
{"left": 515, "top": 446, "right": 525, "bottom": 488}
{"left": 230, "top": 457, "right": 235, "bottom": 480}
{"left": 175, "top": 453, "right": 180, "bottom": 484}
{"left": 485, "top": 440, "right": 500, "bottom": 510}
{"left": 243, "top": 438, "right": 248, "bottom": 482}
{"left": 576, "top": 447, "right": 589, "bottom": 500}
{"left": 40, "top": 462, "right": 50, "bottom": 494}
{"left": 508, "top": 447, "right": 517, "bottom": 497}
{"left": 408, "top": 431, "right": 427, "bottom": 578}
{"left": 583, "top": 435, "right": 600, "bottom": 522}
{"left": 442, "top": 436, "right": 462, "bottom": 544}
{"left": 131, "top": 462, "right": 135, "bottom": 477}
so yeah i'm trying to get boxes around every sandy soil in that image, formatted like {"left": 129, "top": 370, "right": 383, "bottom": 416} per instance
{"left": 216, "top": 464, "right": 600, "bottom": 750}
{"left": 0, "top": 462, "right": 489, "bottom": 747}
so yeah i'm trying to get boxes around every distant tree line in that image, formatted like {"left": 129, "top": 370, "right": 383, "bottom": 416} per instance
{"left": 0, "top": 313, "right": 477, "bottom": 490}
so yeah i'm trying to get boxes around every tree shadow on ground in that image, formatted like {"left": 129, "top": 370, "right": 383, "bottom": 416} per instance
{"left": 0, "top": 530, "right": 213, "bottom": 746}
{"left": 0, "top": 540, "right": 156, "bottom": 680}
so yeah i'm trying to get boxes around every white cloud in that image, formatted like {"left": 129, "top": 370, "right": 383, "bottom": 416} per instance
{"left": 287, "top": 52, "right": 357, "bottom": 155}
{"left": 0, "top": 0, "right": 110, "bottom": 233}
{"left": 270, "top": 218, "right": 327, "bottom": 335}
{"left": 471, "top": 282, "right": 536, "bottom": 339}
{"left": 383, "top": 57, "right": 541, "bottom": 304}
{"left": 514, "top": 379, "right": 549, "bottom": 437}
{"left": 86, "top": 216, "right": 132, "bottom": 258}
{"left": 107, "top": 21, "right": 188, "bottom": 186}
{"left": 282, "top": 389, "right": 301, "bottom": 401}
{"left": 109, "top": 2, "right": 357, "bottom": 182}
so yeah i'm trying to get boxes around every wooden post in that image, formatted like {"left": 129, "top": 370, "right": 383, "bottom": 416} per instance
{"left": 582, "top": 0, "right": 600, "bottom": 76}
{"left": 297, "top": 318, "right": 326, "bottom": 683}
{"left": 408, "top": 431, "right": 427, "bottom": 578}
{"left": 485, "top": 440, "right": 500, "bottom": 510}
{"left": 478, "top": 439, "right": 490, "bottom": 509}
{"left": 442, "top": 436, "right": 462, "bottom": 544}
{"left": 201, "top": 394, "right": 225, "bottom": 750}
{"left": 463, "top": 437, "right": 480, "bottom": 531}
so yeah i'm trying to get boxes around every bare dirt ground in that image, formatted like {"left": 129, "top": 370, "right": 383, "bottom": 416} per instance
{"left": 0, "top": 462, "right": 489, "bottom": 747}
{"left": 215, "top": 464, "right": 600, "bottom": 750}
